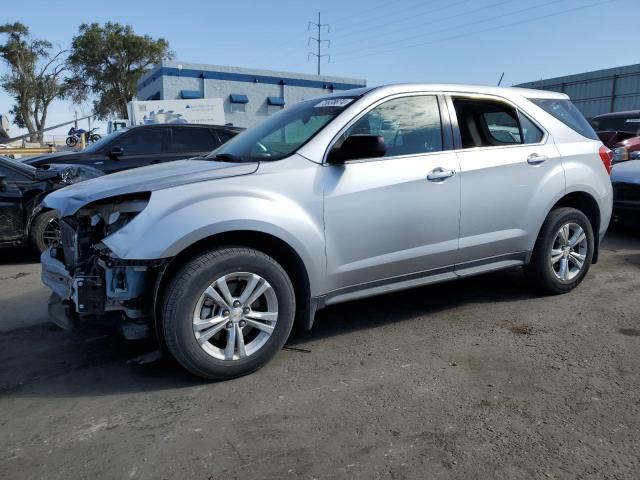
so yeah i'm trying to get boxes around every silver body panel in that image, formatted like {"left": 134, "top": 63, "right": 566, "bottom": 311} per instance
{"left": 42, "top": 83, "right": 613, "bottom": 307}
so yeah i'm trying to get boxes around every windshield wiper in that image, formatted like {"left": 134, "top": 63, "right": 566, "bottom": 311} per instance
{"left": 210, "top": 153, "right": 244, "bottom": 162}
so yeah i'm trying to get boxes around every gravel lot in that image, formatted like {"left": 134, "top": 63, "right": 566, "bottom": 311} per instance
{"left": 1, "top": 229, "right": 639, "bottom": 479}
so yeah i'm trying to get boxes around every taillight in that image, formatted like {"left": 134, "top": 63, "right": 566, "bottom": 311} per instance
{"left": 599, "top": 145, "right": 613, "bottom": 175}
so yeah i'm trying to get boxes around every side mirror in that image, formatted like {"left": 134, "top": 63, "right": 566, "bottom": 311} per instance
{"left": 109, "top": 146, "right": 124, "bottom": 159}
{"left": 0, "top": 175, "right": 7, "bottom": 192}
{"left": 328, "top": 134, "right": 386, "bottom": 164}
{"left": 630, "top": 151, "right": 640, "bottom": 161}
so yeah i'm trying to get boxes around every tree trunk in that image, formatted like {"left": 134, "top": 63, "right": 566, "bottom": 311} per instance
{"left": 19, "top": 105, "right": 38, "bottom": 143}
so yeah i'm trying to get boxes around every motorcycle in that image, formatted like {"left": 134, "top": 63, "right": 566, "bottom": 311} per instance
{"left": 66, "top": 127, "right": 101, "bottom": 147}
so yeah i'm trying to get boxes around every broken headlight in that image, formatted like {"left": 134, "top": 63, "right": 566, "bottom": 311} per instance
{"left": 77, "top": 192, "right": 151, "bottom": 240}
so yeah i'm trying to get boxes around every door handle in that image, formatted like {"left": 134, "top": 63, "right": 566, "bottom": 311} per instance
{"left": 427, "top": 168, "right": 456, "bottom": 181}
{"left": 527, "top": 153, "right": 548, "bottom": 165}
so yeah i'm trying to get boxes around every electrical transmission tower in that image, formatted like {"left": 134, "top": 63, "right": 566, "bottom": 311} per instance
{"left": 308, "top": 12, "right": 330, "bottom": 75}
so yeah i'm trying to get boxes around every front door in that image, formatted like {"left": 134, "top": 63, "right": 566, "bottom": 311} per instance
{"left": 99, "top": 127, "right": 165, "bottom": 172}
{"left": 0, "top": 163, "right": 26, "bottom": 244}
{"left": 324, "top": 95, "right": 461, "bottom": 292}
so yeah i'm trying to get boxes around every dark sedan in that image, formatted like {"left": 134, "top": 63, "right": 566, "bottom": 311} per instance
{"left": 0, "top": 156, "right": 103, "bottom": 252}
{"left": 23, "top": 123, "right": 242, "bottom": 173}
{"left": 611, "top": 158, "right": 640, "bottom": 227}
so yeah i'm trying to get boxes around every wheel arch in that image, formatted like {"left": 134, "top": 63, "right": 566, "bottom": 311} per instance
{"left": 153, "top": 230, "right": 316, "bottom": 353}
{"left": 545, "top": 191, "right": 602, "bottom": 264}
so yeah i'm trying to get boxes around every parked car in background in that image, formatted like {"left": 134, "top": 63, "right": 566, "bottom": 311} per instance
{"left": 591, "top": 110, "right": 640, "bottom": 162}
{"left": 611, "top": 158, "right": 640, "bottom": 226}
{"left": 23, "top": 124, "right": 243, "bottom": 173}
{"left": 0, "top": 155, "right": 102, "bottom": 252}
{"left": 41, "top": 84, "right": 612, "bottom": 380}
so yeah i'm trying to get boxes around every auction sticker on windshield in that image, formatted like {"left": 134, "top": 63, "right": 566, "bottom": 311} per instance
{"left": 314, "top": 98, "right": 354, "bottom": 108}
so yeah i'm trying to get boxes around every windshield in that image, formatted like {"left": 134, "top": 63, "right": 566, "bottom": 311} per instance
{"left": 0, "top": 155, "right": 36, "bottom": 174}
{"left": 207, "top": 96, "right": 360, "bottom": 161}
{"left": 591, "top": 116, "right": 640, "bottom": 135}
{"left": 83, "top": 128, "right": 129, "bottom": 153}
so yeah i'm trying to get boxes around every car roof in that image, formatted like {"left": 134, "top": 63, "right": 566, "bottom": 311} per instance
{"left": 316, "top": 83, "right": 568, "bottom": 101}
{"left": 127, "top": 124, "right": 244, "bottom": 133}
{"left": 593, "top": 110, "right": 640, "bottom": 120}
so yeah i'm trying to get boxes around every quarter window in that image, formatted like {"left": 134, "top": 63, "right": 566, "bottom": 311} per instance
{"left": 342, "top": 95, "right": 443, "bottom": 157}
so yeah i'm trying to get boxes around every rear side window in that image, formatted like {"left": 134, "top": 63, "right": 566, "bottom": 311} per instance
{"left": 452, "top": 97, "right": 543, "bottom": 148}
{"left": 529, "top": 98, "right": 598, "bottom": 140}
{"left": 167, "top": 128, "right": 218, "bottom": 153}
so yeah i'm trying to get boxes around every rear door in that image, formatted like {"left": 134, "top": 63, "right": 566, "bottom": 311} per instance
{"left": 447, "top": 95, "right": 563, "bottom": 268}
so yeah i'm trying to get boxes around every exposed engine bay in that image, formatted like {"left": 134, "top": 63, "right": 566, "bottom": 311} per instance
{"left": 41, "top": 192, "right": 168, "bottom": 337}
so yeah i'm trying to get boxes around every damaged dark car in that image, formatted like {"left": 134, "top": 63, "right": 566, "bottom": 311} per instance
{"left": 0, "top": 155, "right": 103, "bottom": 252}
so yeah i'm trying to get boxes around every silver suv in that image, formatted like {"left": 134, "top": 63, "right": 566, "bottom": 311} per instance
{"left": 41, "top": 84, "right": 613, "bottom": 379}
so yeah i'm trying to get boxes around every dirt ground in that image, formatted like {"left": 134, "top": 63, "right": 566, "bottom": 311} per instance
{"left": 1, "top": 229, "right": 639, "bottom": 480}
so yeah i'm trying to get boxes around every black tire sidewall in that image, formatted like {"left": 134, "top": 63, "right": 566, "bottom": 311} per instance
{"left": 30, "top": 210, "right": 58, "bottom": 253}
{"left": 534, "top": 208, "right": 594, "bottom": 293}
{"left": 162, "top": 248, "right": 295, "bottom": 380}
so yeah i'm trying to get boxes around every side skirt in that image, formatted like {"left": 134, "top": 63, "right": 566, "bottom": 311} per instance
{"left": 309, "top": 251, "right": 530, "bottom": 327}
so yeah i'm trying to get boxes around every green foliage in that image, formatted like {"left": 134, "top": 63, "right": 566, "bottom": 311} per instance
{"left": 67, "top": 22, "right": 172, "bottom": 119}
{"left": 0, "top": 22, "right": 68, "bottom": 143}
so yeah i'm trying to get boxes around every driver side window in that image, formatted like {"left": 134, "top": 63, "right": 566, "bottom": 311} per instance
{"left": 343, "top": 95, "right": 443, "bottom": 157}
{"left": 116, "top": 129, "right": 163, "bottom": 155}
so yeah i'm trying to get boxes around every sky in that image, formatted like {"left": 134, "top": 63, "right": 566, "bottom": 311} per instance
{"left": 1, "top": 0, "right": 638, "bottom": 138}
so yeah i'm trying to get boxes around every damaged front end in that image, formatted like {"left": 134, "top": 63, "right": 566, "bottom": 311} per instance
{"left": 41, "top": 192, "right": 168, "bottom": 338}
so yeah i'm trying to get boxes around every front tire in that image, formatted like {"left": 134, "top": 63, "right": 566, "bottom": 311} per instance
{"left": 65, "top": 136, "right": 77, "bottom": 147}
{"left": 30, "top": 210, "right": 60, "bottom": 253}
{"left": 525, "top": 207, "right": 594, "bottom": 294}
{"left": 161, "top": 247, "right": 296, "bottom": 380}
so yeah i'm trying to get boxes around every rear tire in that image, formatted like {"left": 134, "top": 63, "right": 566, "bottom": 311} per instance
{"left": 525, "top": 207, "right": 594, "bottom": 294}
{"left": 30, "top": 210, "right": 60, "bottom": 253}
{"left": 161, "top": 247, "right": 296, "bottom": 380}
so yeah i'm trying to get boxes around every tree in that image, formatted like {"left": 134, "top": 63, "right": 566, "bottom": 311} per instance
{"left": 0, "top": 22, "right": 68, "bottom": 143}
{"left": 67, "top": 22, "right": 172, "bottom": 119}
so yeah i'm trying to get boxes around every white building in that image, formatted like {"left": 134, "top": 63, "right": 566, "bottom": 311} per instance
{"left": 136, "top": 61, "right": 367, "bottom": 128}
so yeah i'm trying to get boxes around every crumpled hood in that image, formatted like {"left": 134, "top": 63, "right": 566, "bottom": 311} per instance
{"left": 35, "top": 163, "right": 103, "bottom": 182}
{"left": 22, "top": 150, "right": 82, "bottom": 166}
{"left": 611, "top": 159, "right": 640, "bottom": 185}
{"left": 44, "top": 158, "right": 259, "bottom": 217}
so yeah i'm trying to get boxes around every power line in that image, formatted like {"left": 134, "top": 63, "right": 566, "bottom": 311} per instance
{"left": 307, "top": 12, "right": 330, "bottom": 75}
{"left": 332, "top": 0, "right": 564, "bottom": 58}
{"left": 335, "top": 0, "right": 513, "bottom": 51}
{"left": 331, "top": 0, "right": 473, "bottom": 41}
{"left": 329, "top": 0, "right": 405, "bottom": 26}
{"left": 332, "top": 0, "right": 615, "bottom": 64}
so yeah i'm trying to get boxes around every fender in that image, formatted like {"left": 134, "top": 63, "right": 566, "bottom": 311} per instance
{"left": 103, "top": 162, "right": 328, "bottom": 296}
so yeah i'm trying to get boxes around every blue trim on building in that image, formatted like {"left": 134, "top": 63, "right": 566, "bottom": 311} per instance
{"left": 181, "top": 89, "right": 202, "bottom": 99}
{"left": 267, "top": 96, "right": 285, "bottom": 106}
{"left": 230, "top": 94, "right": 249, "bottom": 104}
{"left": 138, "top": 67, "right": 365, "bottom": 91}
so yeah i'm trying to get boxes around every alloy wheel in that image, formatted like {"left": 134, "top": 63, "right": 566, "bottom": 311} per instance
{"left": 550, "top": 222, "right": 588, "bottom": 282}
{"left": 192, "top": 272, "right": 278, "bottom": 361}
